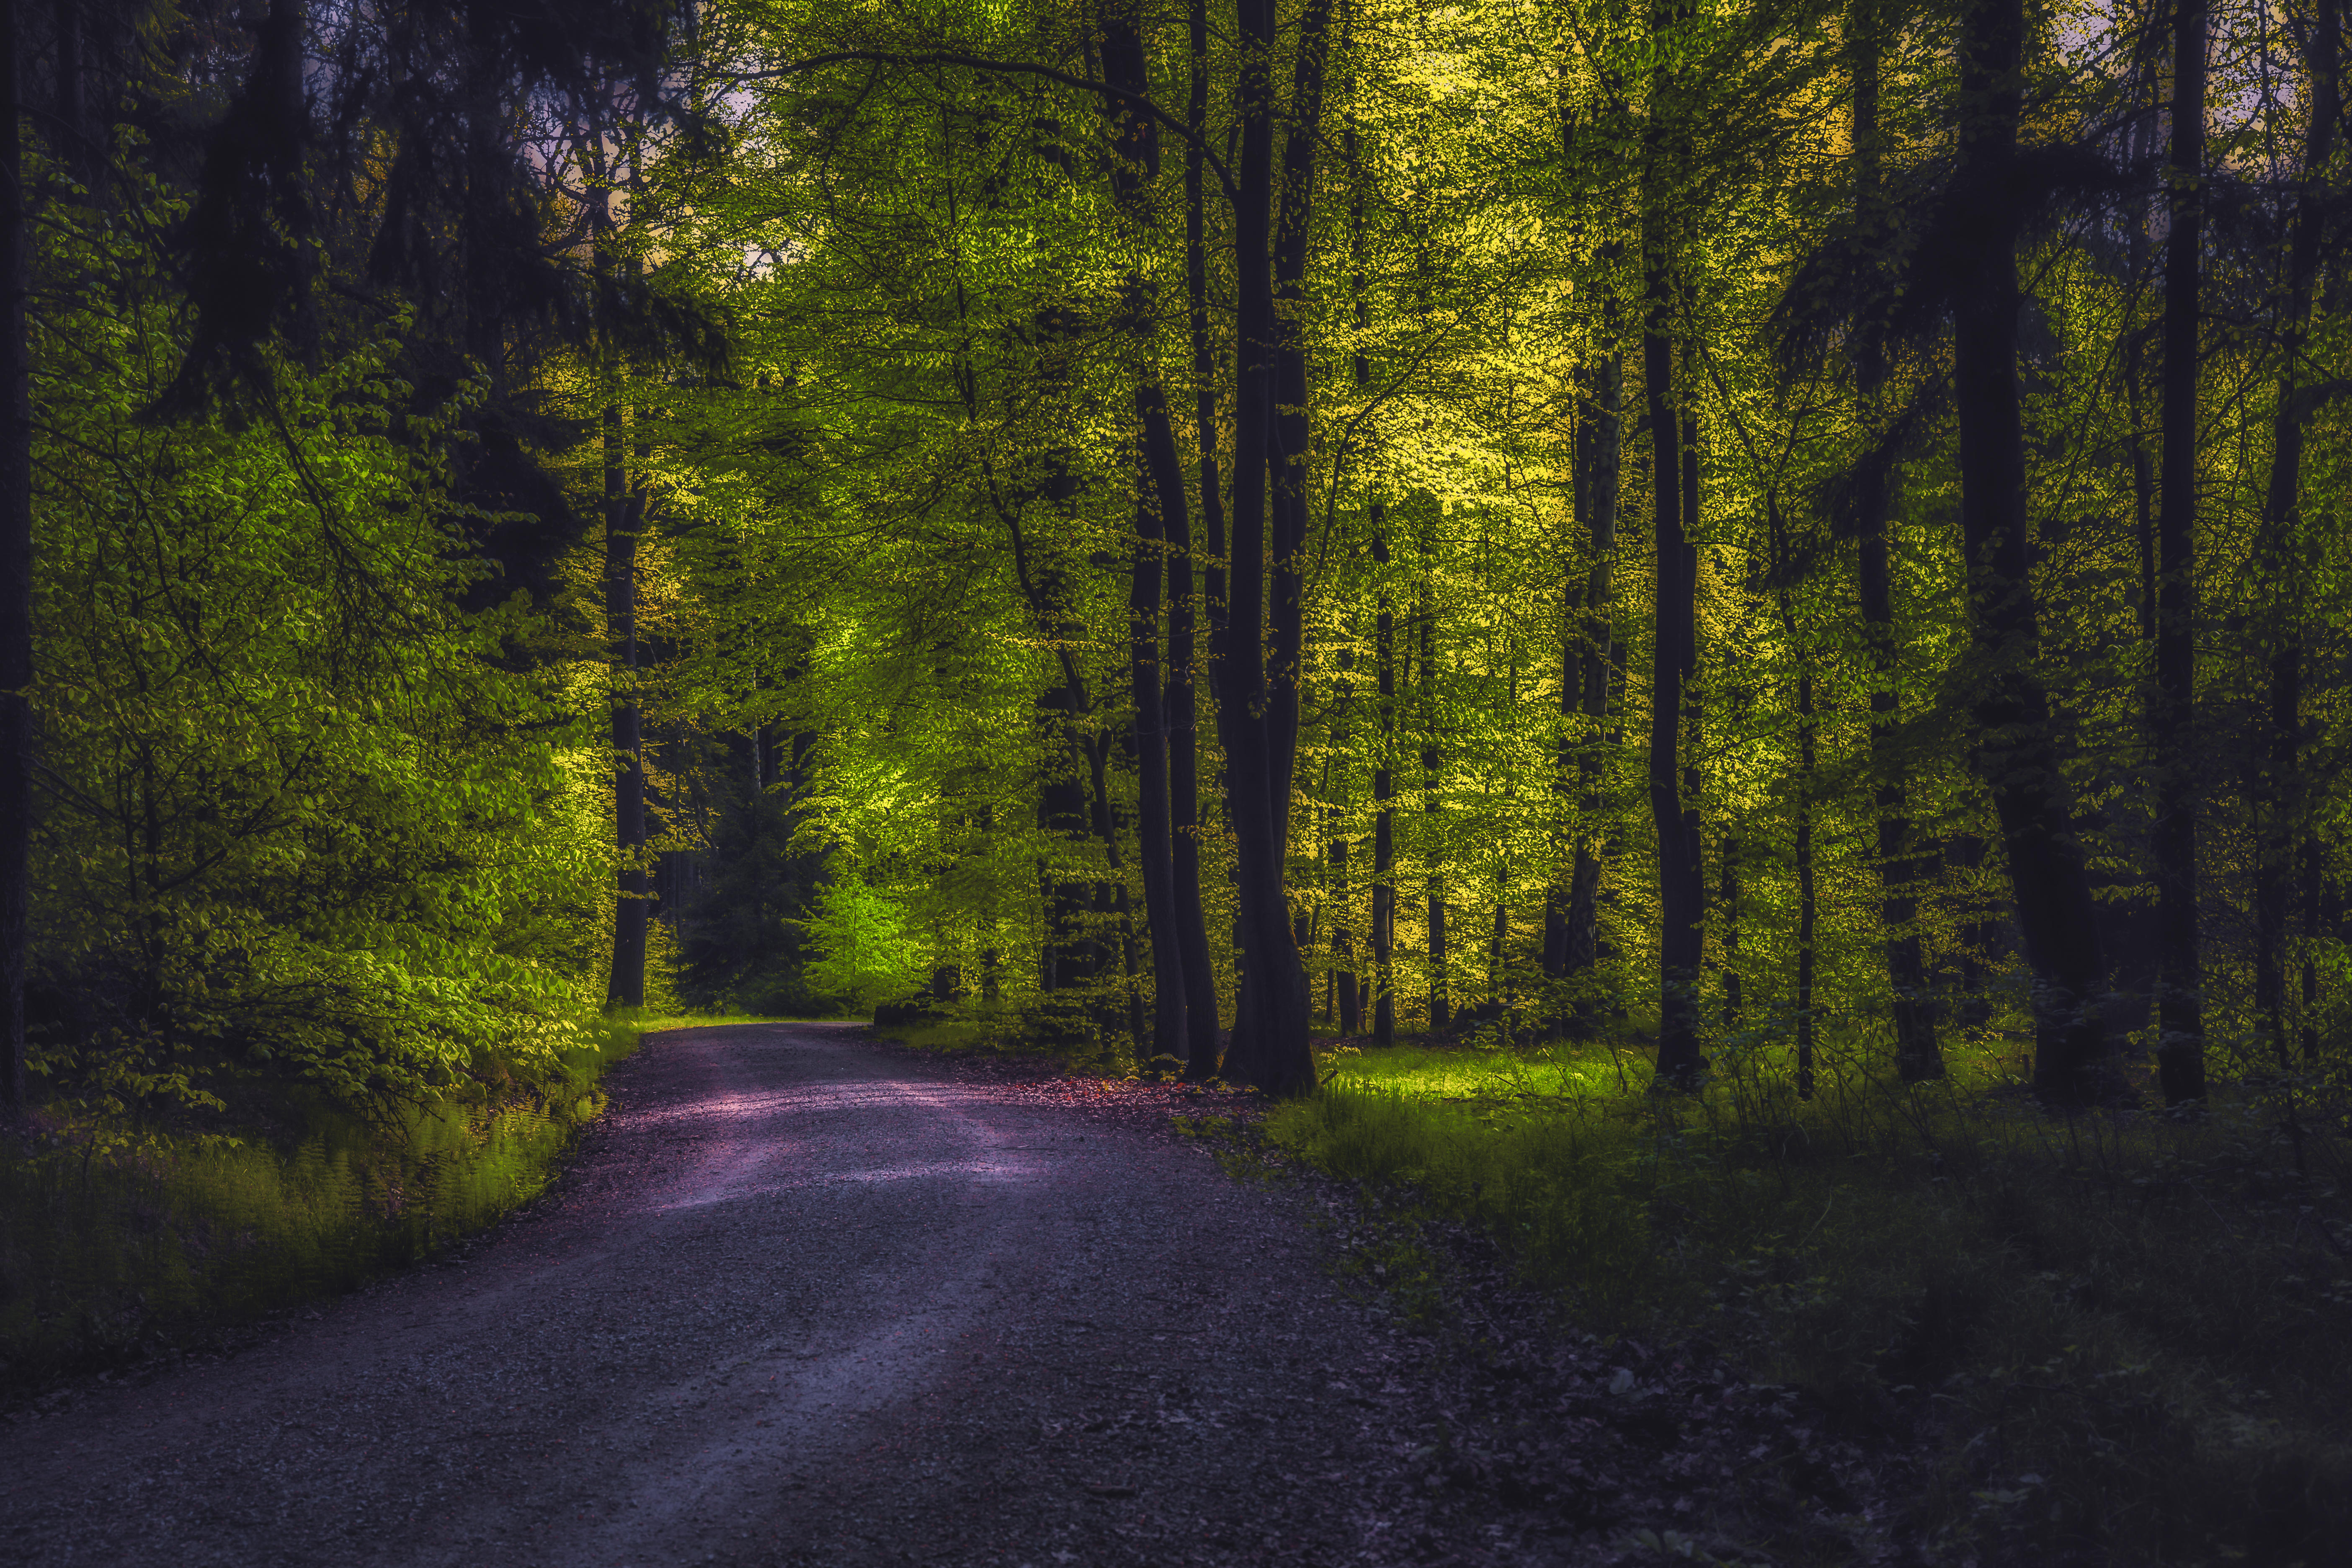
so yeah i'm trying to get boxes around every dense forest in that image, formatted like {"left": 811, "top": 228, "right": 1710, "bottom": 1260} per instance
{"left": 7, "top": 1, "right": 2352, "bottom": 1558}
{"left": 13, "top": 0, "right": 2342, "bottom": 1110}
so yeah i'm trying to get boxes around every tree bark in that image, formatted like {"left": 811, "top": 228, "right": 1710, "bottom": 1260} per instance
{"left": 1130, "top": 415, "right": 1187, "bottom": 1060}
{"left": 604, "top": 401, "right": 648, "bottom": 1010}
{"left": 1105, "top": 4, "right": 1187, "bottom": 1066}
{"left": 1215, "top": 0, "right": 1313, "bottom": 1095}
{"left": 1851, "top": 0, "right": 1942, "bottom": 1081}
{"left": 0, "top": 0, "right": 28, "bottom": 1109}
{"left": 1372, "top": 517, "right": 1397, "bottom": 1045}
{"left": 1264, "top": 0, "right": 1337, "bottom": 859}
{"left": 1643, "top": 247, "right": 1705, "bottom": 1087}
{"left": 1177, "top": 0, "right": 1224, "bottom": 1078}
{"left": 2149, "top": 0, "right": 2208, "bottom": 1102}
{"left": 1950, "top": 0, "right": 2116, "bottom": 1105}
{"left": 2254, "top": 0, "right": 2337, "bottom": 1068}
{"left": 1563, "top": 345, "right": 1621, "bottom": 1038}
{"left": 1795, "top": 670, "right": 1817, "bottom": 1097}
{"left": 1420, "top": 559, "right": 1447, "bottom": 1032}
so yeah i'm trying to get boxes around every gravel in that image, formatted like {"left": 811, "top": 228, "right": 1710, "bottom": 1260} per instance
{"left": 0, "top": 1023, "right": 1898, "bottom": 1566}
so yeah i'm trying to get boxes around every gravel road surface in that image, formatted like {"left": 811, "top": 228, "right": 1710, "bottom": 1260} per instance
{"left": 2, "top": 1023, "right": 1565, "bottom": 1566}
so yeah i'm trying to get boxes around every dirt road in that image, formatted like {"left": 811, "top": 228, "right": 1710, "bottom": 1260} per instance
{"left": 1, "top": 1024, "right": 1562, "bottom": 1566}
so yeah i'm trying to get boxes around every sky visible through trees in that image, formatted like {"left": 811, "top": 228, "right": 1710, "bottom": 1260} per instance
{"left": 3, "top": 0, "right": 2349, "bottom": 1114}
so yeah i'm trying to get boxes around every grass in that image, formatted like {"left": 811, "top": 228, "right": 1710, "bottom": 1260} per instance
{"left": 1265, "top": 1026, "right": 2352, "bottom": 1564}
{"left": 0, "top": 1014, "right": 714, "bottom": 1391}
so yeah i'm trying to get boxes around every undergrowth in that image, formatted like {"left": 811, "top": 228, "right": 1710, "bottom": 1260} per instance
{"left": 0, "top": 1013, "right": 729, "bottom": 1391}
{"left": 1266, "top": 1028, "right": 2352, "bottom": 1564}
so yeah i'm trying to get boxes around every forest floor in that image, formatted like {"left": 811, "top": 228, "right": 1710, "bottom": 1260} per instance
{"left": 0, "top": 1023, "right": 1908, "bottom": 1567}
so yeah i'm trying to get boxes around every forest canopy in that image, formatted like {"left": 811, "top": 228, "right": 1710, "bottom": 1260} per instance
{"left": 2, "top": 0, "right": 2347, "bottom": 1117}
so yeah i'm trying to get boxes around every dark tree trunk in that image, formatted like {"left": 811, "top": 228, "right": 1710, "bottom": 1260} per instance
{"left": 1563, "top": 348, "right": 1621, "bottom": 1037}
{"left": 2254, "top": 0, "right": 2337, "bottom": 1068}
{"left": 1215, "top": 0, "right": 1313, "bottom": 1096}
{"left": 605, "top": 402, "right": 648, "bottom": 1010}
{"left": 2149, "top": 0, "right": 2208, "bottom": 1102}
{"left": 1643, "top": 245, "right": 1705, "bottom": 1087}
{"left": 1950, "top": 0, "right": 2115, "bottom": 1105}
{"left": 1720, "top": 828, "right": 1741, "bottom": 1028}
{"left": 0, "top": 0, "right": 28, "bottom": 1109}
{"left": 1489, "top": 897, "right": 1507, "bottom": 1004}
{"left": 1131, "top": 407, "right": 1187, "bottom": 1060}
{"left": 1264, "top": 0, "right": 1336, "bottom": 858}
{"left": 1177, "top": 0, "right": 1224, "bottom": 1078}
{"left": 1795, "top": 671, "right": 1817, "bottom": 1098}
{"left": 1420, "top": 567, "right": 1447, "bottom": 1032}
{"left": 1333, "top": 830, "right": 1359, "bottom": 1032}
{"left": 1373, "top": 518, "right": 1398, "bottom": 1046}
{"left": 1106, "top": 5, "right": 1187, "bottom": 1065}
{"left": 1852, "top": 0, "right": 1942, "bottom": 1081}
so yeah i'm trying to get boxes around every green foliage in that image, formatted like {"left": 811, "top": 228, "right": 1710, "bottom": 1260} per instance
{"left": 27, "top": 144, "right": 609, "bottom": 1109}
{"left": 800, "top": 872, "right": 926, "bottom": 1013}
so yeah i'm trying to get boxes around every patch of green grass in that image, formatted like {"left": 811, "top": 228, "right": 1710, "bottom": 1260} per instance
{"left": 1268, "top": 1032, "right": 2352, "bottom": 1563}
{"left": 615, "top": 1010, "right": 836, "bottom": 1034}
{"left": 0, "top": 1017, "right": 678, "bottom": 1391}
{"left": 870, "top": 1010, "right": 1089, "bottom": 1065}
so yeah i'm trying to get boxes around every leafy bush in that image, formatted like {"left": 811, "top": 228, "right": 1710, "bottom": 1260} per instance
{"left": 26, "top": 147, "right": 608, "bottom": 1111}
{"left": 800, "top": 872, "right": 924, "bottom": 1012}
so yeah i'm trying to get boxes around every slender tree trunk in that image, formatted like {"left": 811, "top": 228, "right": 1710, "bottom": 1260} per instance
{"left": 1795, "top": 670, "right": 1817, "bottom": 1097}
{"left": 1176, "top": 0, "right": 1223, "bottom": 1077}
{"left": 1217, "top": 0, "right": 1312, "bottom": 1095}
{"left": 1373, "top": 519, "right": 1397, "bottom": 1045}
{"left": 2255, "top": 0, "right": 2337, "bottom": 1067}
{"left": 1420, "top": 566, "right": 1447, "bottom": 1032}
{"left": 1264, "top": 0, "right": 1336, "bottom": 859}
{"left": 1105, "top": 4, "right": 1187, "bottom": 1066}
{"left": 1721, "top": 827, "right": 1741, "bottom": 1028}
{"left": 1564, "top": 347, "right": 1621, "bottom": 1037}
{"left": 1852, "top": 0, "right": 1942, "bottom": 1080}
{"left": 605, "top": 401, "right": 648, "bottom": 1010}
{"left": 1345, "top": 109, "right": 1393, "bottom": 1048}
{"left": 1131, "top": 417, "right": 1187, "bottom": 1060}
{"left": 0, "top": 0, "right": 28, "bottom": 1109}
{"left": 2302, "top": 850, "right": 2329, "bottom": 1061}
{"left": 2149, "top": 0, "right": 2208, "bottom": 1102}
{"left": 1490, "top": 896, "right": 1507, "bottom": 1005}
{"left": 1643, "top": 251, "right": 1704, "bottom": 1086}
{"left": 1679, "top": 356, "right": 1706, "bottom": 1026}
{"left": 1951, "top": 0, "right": 2115, "bottom": 1105}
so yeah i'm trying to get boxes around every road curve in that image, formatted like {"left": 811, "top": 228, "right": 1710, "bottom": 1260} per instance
{"left": 2, "top": 1024, "right": 1487, "bottom": 1567}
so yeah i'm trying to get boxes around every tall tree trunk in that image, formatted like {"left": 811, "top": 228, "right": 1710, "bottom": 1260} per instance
{"left": 1216, "top": 0, "right": 1313, "bottom": 1095}
{"left": 2149, "top": 0, "right": 2208, "bottom": 1102}
{"left": 1345, "top": 104, "right": 1393, "bottom": 1049}
{"left": 1850, "top": 0, "right": 1942, "bottom": 1081}
{"left": 1720, "top": 825, "right": 1741, "bottom": 1028}
{"left": 1795, "top": 669, "right": 1817, "bottom": 1096}
{"left": 1105, "top": 4, "right": 1187, "bottom": 1066}
{"left": 2254, "top": 0, "right": 2337, "bottom": 1068}
{"left": 0, "top": 0, "right": 28, "bottom": 1109}
{"left": 604, "top": 400, "right": 648, "bottom": 1010}
{"left": 1420, "top": 562, "right": 1447, "bottom": 1032}
{"left": 1643, "top": 248, "right": 1705, "bottom": 1085}
{"left": 1563, "top": 346, "right": 1622, "bottom": 1037}
{"left": 1328, "top": 656, "right": 1358, "bottom": 1032}
{"left": 1129, "top": 453, "right": 1186, "bottom": 1060}
{"left": 1176, "top": 0, "right": 1223, "bottom": 1078}
{"left": 1264, "top": 0, "right": 1336, "bottom": 858}
{"left": 1373, "top": 519, "right": 1397, "bottom": 1046}
{"left": 1951, "top": 0, "right": 2115, "bottom": 1105}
